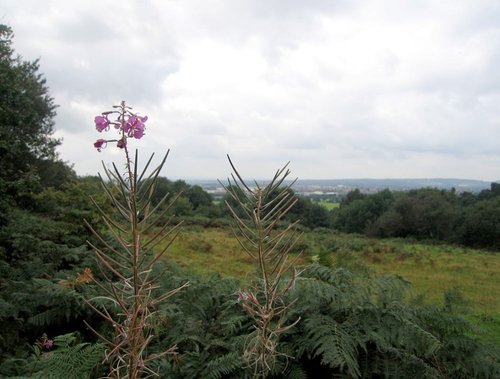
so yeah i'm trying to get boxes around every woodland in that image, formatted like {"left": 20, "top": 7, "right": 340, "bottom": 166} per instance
{"left": 1, "top": 24, "right": 499, "bottom": 378}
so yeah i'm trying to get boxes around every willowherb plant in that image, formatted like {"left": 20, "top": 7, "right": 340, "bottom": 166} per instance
{"left": 85, "top": 101, "right": 188, "bottom": 379}
{"left": 221, "top": 156, "right": 303, "bottom": 378}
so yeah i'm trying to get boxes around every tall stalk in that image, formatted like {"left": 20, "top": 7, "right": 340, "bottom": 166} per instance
{"left": 221, "top": 156, "right": 302, "bottom": 378}
{"left": 85, "top": 102, "right": 188, "bottom": 378}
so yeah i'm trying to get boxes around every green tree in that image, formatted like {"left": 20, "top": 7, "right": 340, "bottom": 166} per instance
{"left": 0, "top": 24, "right": 73, "bottom": 216}
{"left": 185, "top": 185, "right": 213, "bottom": 210}
{"left": 0, "top": 25, "right": 87, "bottom": 373}
{"left": 460, "top": 197, "right": 500, "bottom": 248}
{"left": 477, "top": 182, "right": 500, "bottom": 201}
{"left": 389, "top": 189, "right": 458, "bottom": 240}
{"left": 143, "top": 176, "right": 171, "bottom": 206}
{"left": 343, "top": 188, "right": 365, "bottom": 204}
{"left": 334, "top": 189, "right": 394, "bottom": 234}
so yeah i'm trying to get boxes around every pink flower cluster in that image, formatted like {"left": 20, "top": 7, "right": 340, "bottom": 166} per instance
{"left": 93, "top": 110, "right": 147, "bottom": 152}
{"left": 39, "top": 333, "right": 54, "bottom": 350}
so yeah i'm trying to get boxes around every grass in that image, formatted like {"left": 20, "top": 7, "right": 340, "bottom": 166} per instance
{"left": 467, "top": 314, "right": 500, "bottom": 346}
{"left": 155, "top": 225, "right": 500, "bottom": 345}
{"left": 330, "top": 235, "right": 500, "bottom": 314}
{"left": 317, "top": 200, "right": 340, "bottom": 211}
{"left": 329, "top": 233, "right": 500, "bottom": 345}
{"left": 161, "top": 226, "right": 255, "bottom": 278}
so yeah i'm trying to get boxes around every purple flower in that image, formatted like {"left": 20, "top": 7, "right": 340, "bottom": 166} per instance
{"left": 92, "top": 106, "right": 149, "bottom": 151}
{"left": 95, "top": 115, "right": 110, "bottom": 132}
{"left": 124, "top": 115, "right": 147, "bottom": 139}
{"left": 39, "top": 333, "right": 54, "bottom": 349}
{"left": 133, "top": 126, "right": 145, "bottom": 139}
{"left": 94, "top": 139, "right": 107, "bottom": 151}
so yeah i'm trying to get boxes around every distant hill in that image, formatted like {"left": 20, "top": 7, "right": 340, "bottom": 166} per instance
{"left": 293, "top": 178, "right": 494, "bottom": 192}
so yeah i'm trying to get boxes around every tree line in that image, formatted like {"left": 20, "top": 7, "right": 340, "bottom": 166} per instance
{"left": 141, "top": 178, "right": 500, "bottom": 251}
{"left": 333, "top": 185, "right": 500, "bottom": 249}
{"left": 132, "top": 177, "right": 332, "bottom": 230}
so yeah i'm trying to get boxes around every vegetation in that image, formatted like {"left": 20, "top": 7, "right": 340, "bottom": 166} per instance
{"left": 0, "top": 23, "right": 97, "bottom": 372}
{"left": 85, "top": 102, "right": 191, "bottom": 378}
{"left": 334, "top": 186, "right": 500, "bottom": 249}
{"left": 1, "top": 23, "right": 499, "bottom": 378}
{"left": 222, "top": 158, "right": 302, "bottom": 377}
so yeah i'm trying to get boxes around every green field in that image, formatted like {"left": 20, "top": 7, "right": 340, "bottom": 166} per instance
{"left": 157, "top": 226, "right": 500, "bottom": 345}
{"left": 317, "top": 200, "right": 340, "bottom": 210}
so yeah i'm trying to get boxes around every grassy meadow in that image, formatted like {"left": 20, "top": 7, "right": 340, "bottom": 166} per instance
{"left": 317, "top": 199, "right": 340, "bottom": 210}
{"left": 157, "top": 226, "right": 500, "bottom": 345}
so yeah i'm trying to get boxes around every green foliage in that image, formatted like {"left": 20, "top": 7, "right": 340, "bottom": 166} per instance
{"left": 152, "top": 270, "right": 251, "bottom": 378}
{"left": 303, "top": 315, "right": 360, "bottom": 377}
{"left": 0, "top": 202, "right": 98, "bottom": 367}
{"left": 286, "top": 195, "right": 332, "bottom": 229}
{"left": 0, "top": 26, "right": 86, "bottom": 370}
{"left": 3, "top": 229, "right": 499, "bottom": 379}
{"left": 8, "top": 333, "right": 106, "bottom": 379}
{"left": 459, "top": 197, "right": 500, "bottom": 248}
{"left": 145, "top": 177, "right": 215, "bottom": 218}
{"left": 0, "top": 24, "right": 74, "bottom": 217}
{"left": 334, "top": 189, "right": 393, "bottom": 234}
{"left": 0, "top": 25, "right": 58, "bottom": 163}
{"left": 185, "top": 184, "right": 214, "bottom": 210}
{"left": 334, "top": 186, "right": 500, "bottom": 249}
{"left": 144, "top": 263, "right": 500, "bottom": 378}
{"left": 285, "top": 264, "right": 500, "bottom": 378}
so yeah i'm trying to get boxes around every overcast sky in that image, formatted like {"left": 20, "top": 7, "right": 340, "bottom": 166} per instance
{"left": 2, "top": 0, "right": 500, "bottom": 180}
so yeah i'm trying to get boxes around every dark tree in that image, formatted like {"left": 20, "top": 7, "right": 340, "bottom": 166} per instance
{"left": 460, "top": 197, "right": 500, "bottom": 248}
{"left": 477, "top": 182, "right": 500, "bottom": 201}
{"left": 0, "top": 26, "right": 87, "bottom": 369}
{"left": 334, "top": 189, "right": 394, "bottom": 234}
{"left": 0, "top": 24, "right": 73, "bottom": 212}
{"left": 370, "top": 189, "right": 458, "bottom": 240}
{"left": 343, "top": 188, "right": 365, "bottom": 205}
{"left": 185, "top": 185, "right": 213, "bottom": 210}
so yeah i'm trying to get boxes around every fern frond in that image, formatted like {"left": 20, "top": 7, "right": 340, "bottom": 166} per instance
{"left": 304, "top": 315, "right": 360, "bottom": 378}
{"left": 281, "top": 363, "right": 307, "bottom": 379}
{"left": 206, "top": 351, "right": 244, "bottom": 379}
{"left": 30, "top": 342, "right": 105, "bottom": 379}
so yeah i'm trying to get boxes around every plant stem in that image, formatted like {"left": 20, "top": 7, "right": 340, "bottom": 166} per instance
{"left": 122, "top": 102, "right": 141, "bottom": 379}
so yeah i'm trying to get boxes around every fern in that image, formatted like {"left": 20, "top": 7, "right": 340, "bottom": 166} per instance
{"left": 281, "top": 263, "right": 500, "bottom": 378}
{"left": 150, "top": 268, "right": 252, "bottom": 378}
{"left": 206, "top": 352, "right": 244, "bottom": 379}
{"left": 16, "top": 333, "right": 106, "bottom": 379}
{"left": 31, "top": 343, "right": 105, "bottom": 379}
{"left": 280, "top": 363, "right": 307, "bottom": 379}
{"left": 304, "top": 315, "right": 360, "bottom": 378}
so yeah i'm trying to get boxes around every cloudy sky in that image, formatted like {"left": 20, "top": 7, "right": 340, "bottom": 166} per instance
{"left": 2, "top": 0, "right": 500, "bottom": 180}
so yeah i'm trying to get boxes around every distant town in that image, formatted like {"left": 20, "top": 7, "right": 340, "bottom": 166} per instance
{"left": 187, "top": 178, "right": 495, "bottom": 200}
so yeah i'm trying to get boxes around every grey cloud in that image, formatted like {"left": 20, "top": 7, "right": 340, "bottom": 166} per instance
{"left": 251, "top": 0, "right": 353, "bottom": 19}
{"left": 4, "top": 0, "right": 500, "bottom": 180}
{"left": 55, "top": 13, "right": 118, "bottom": 44}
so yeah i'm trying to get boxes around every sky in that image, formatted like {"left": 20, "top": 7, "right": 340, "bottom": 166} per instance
{"left": 2, "top": 0, "right": 500, "bottom": 180}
